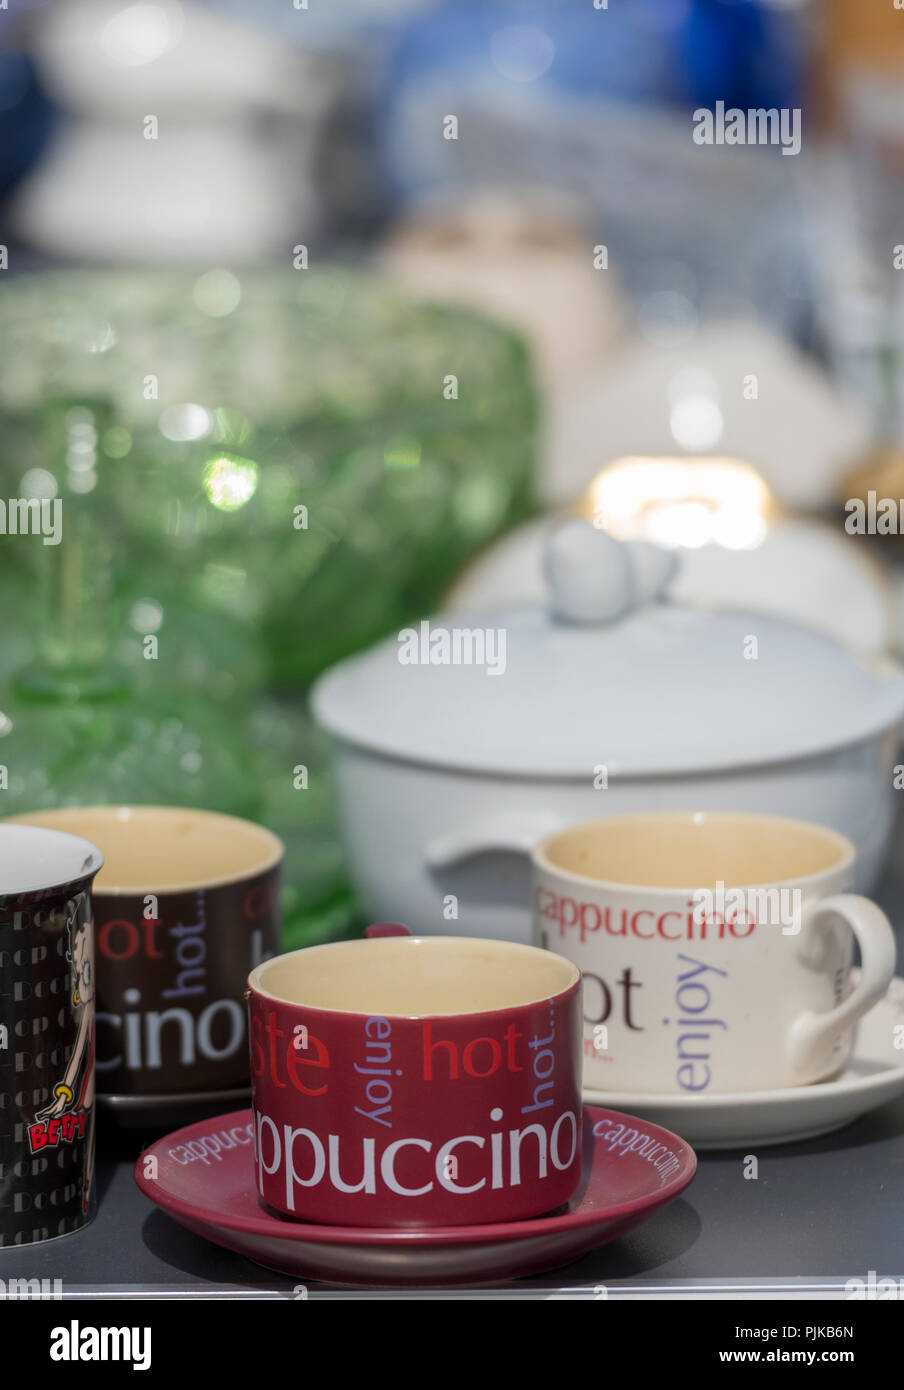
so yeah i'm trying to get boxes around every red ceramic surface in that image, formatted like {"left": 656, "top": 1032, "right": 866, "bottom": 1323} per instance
{"left": 247, "top": 944, "right": 583, "bottom": 1228}
{"left": 134, "top": 1106, "right": 697, "bottom": 1287}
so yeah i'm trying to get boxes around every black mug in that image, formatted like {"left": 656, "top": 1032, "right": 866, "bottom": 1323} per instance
{"left": 0, "top": 825, "right": 103, "bottom": 1246}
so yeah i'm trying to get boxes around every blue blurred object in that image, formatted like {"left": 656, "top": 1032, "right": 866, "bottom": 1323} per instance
{"left": 682, "top": 0, "right": 804, "bottom": 111}
{"left": 0, "top": 51, "right": 54, "bottom": 198}
{"left": 378, "top": 0, "right": 806, "bottom": 201}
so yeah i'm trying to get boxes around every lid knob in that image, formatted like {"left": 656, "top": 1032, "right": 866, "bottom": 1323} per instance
{"left": 545, "top": 521, "right": 677, "bottom": 625}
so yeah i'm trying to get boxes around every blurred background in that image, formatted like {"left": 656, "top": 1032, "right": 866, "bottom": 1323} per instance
{"left": 1, "top": 0, "right": 903, "bottom": 945}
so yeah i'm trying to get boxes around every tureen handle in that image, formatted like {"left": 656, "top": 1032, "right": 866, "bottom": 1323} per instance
{"left": 425, "top": 812, "right": 566, "bottom": 869}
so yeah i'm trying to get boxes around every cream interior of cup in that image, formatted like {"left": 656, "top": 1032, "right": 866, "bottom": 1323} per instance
{"left": 5, "top": 806, "right": 282, "bottom": 894}
{"left": 250, "top": 937, "right": 579, "bottom": 1016}
{"left": 538, "top": 812, "right": 851, "bottom": 890}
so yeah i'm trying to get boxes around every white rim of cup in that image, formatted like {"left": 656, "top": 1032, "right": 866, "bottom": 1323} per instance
{"left": 0, "top": 824, "right": 104, "bottom": 898}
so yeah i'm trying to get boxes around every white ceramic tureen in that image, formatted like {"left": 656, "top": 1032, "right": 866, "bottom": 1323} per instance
{"left": 312, "top": 522, "right": 904, "bottom": 943}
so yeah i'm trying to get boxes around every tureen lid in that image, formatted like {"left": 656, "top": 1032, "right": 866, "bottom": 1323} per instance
{"left": 311, "top": 522, "right": 904, "bottom": 778}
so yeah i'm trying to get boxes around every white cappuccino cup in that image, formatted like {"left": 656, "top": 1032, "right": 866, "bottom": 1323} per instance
{"left": 532, "top": 811, "right": 897, "bottom": 1095}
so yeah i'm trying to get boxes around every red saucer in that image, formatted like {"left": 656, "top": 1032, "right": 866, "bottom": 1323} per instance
{"left": 135, "top": 1107, "right": 696, "bottom": 1287}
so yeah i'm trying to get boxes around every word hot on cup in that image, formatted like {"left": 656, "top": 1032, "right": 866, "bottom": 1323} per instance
{"left": 7, "top": 808, "right": 283, "bottom": 1100}
{"left": 0, "top": 825, "right": 104, "bottom": 1246}
{"left": 247, "top": 933, "right": 583, "bottom": 1227}
{"left": 532, "top": 812, "right": 896, "bottom": 1095}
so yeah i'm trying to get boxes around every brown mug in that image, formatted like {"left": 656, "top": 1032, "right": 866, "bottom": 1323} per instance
{"left": 7, "top": 807, "right": 282, "bottom": 1100}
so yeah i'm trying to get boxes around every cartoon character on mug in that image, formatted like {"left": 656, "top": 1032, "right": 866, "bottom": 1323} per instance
{"left": 28, "top": 898, "right": 96, "bottom": 1213}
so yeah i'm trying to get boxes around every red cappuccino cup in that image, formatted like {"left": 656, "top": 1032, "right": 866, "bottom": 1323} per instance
{"left": 246, "top": 932, "right": 582, "bottom": 1227}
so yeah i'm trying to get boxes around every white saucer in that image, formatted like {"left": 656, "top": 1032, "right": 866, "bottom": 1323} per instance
{"left": 583, "top": 976, "right": 904, "bottom": 1149}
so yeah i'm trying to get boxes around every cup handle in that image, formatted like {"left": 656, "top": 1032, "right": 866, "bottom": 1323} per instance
{"left": 788, "top": 894, "right": 896, "bottom": 1071}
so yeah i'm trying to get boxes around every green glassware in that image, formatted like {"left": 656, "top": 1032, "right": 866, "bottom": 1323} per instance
{"left": 0, "top": 398, "right": 259, "bottom": 821}
{"left": 245, "top": 696, "right": 358, "bottom": 950}
{"left": 0, "top": 269, "right": 537, "bottom": 690}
